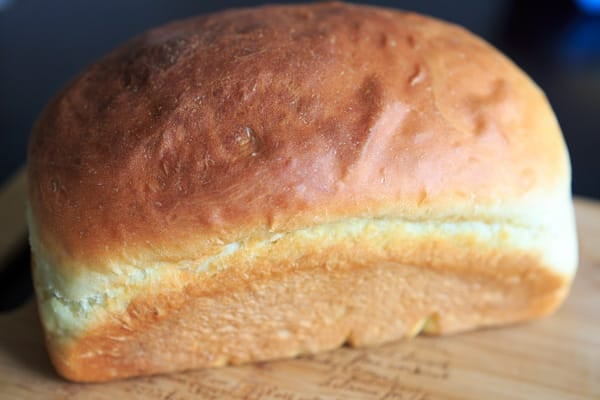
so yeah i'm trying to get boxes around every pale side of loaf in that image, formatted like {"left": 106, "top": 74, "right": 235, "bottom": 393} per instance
{"left": 27, "top": 2, "right": 577, "bottom": 382}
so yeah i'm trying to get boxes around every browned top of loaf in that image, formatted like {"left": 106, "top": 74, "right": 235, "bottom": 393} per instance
{"left": 28, "top": 2, "right": 567, "bottom": 266}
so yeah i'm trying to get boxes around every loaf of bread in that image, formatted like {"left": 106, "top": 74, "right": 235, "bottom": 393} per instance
{"left": 27, "top": 2, "right": 577, "bottom": 382}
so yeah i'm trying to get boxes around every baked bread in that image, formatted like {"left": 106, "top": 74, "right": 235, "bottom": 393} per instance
{"left": 27, "top": 2, "right": 577, "bottom": 382}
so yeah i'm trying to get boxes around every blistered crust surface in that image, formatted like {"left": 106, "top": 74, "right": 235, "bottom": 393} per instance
{"left": 28, "top": 2, "right": 571, "bottom": 268}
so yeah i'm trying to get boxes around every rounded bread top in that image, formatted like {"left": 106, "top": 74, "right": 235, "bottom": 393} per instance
{"left": 28, "top": 2, "right": 570, "bottom": 264}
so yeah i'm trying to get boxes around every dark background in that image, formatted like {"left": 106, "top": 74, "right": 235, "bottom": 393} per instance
{"left": 1, "top": 0, "right": 599, "bottom": 197}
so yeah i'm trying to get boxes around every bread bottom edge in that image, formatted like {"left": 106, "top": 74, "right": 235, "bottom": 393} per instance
{"left": 36, "top": 253, "right": 569, "bottom": 383}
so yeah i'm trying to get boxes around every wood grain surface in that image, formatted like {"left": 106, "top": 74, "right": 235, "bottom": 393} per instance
{"left": 0, "top": 172, "right": 598, "bottom": 398}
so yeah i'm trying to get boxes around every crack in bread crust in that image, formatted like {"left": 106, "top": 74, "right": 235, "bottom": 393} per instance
{"left": 31, "top": 209, "right": 574, "bottom": 337}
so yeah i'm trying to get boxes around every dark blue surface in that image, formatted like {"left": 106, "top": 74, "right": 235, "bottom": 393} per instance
{"left": 1, "top": 0, "right": 599, "bottom": 197}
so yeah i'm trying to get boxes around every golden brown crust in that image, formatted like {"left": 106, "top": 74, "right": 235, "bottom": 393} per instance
{"left": 43, "top": 249, "right": 567, "bottom": 382}
{"left": 26, "top": 2, "right": 577, "bottom": 383}
{"left": 28, "top": 2, "right": 569, "bottom": 268}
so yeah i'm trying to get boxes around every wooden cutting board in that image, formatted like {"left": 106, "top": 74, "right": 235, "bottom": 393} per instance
{"left": 0, "top": 170, "right": 598, "bottom": 399}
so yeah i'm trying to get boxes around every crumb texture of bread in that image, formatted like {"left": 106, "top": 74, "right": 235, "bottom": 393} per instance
{"left": 26, "top": 2, "right": 577, "bottom": 382}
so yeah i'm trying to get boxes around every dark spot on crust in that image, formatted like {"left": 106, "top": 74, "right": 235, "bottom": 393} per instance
{"left": 473, "top": 115, "right": 487, "bottom": 136}
{"left": 378, "top": 31, "right": 398, "bottom": 49}
{"left": 379, "top": 32, "right": 388, "bottom": 48}
{"left": 418, "top": 189, "right": 428, "bottom": 205}
{"left": 336, "top": 74, "right": 385, "bottom": 178}
{"left": 122, "top": 60, "right": 150, "bottom": 92}
{"left": 235, "top": 22, "right": 264, "bottom": 35}
{"left": 406, "top": 33, "right": 416, "bottom": 49}
{"left": 121, "top": 37, "right": 189, "bottom": 91}
{"left": 357, "top": 74, "right": 384, "bottom": 128}
{"left": 148, "top": 37, "right": 189, "bottom": 69}
{"left": 295, "top": 9, "right": 314, "bottom": 21}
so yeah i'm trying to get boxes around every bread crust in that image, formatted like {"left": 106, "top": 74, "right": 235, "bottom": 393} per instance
{"left": 26, "top": 2, "right": 577, "bottom": 382}
{"left": 41, "top": 246, "right": 567, "bottom": 382}
{"left": 28, "top": 2, "right": 569, "bottom": 268}
{"left": 33, "top": 212, "right": 573, "bottom": 381}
